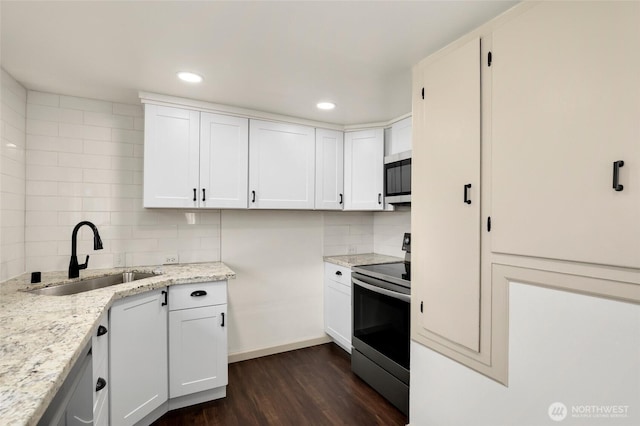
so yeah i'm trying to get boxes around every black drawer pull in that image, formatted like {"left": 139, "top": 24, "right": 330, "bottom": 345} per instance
{"left": 464, "top": 183, "right": 472, "bottom": 204}
{"left": 613, "top": 160, "right": 624, "bottom": 191}
{"left": 190, "top": 290, "right": 207, "bottom": 297}
{"left": 96, "top": 377, "right": 107, "bottom": 392}
{"left": 221, "top": 312, "right": 225, "bottom": 327}
{"left": 202, "top": 188, "right": 206, "bottom": 201}
{"left": 161, "top": 290, "right": 167, "bottom": 306}
{"left": 339, "top": 193, "right": 343, "bottom": 205}
{"left": 251, "top": 190, "right": 256, "bottom": 203}
{"left": 97, "top": 325, "right": 108, "bottom": 337}
{"left": 193, "top": 188, "right": 197, "bottom": 202}
{"left": 378, "top": 193, "right": 382, "bottom": 205}
{"left": 335, "top": 271, "right": 342, "bottom": 276}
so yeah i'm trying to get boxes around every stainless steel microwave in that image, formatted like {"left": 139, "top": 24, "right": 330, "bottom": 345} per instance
{"left": 384, "top": 150, "right": 411, "bottom": 204}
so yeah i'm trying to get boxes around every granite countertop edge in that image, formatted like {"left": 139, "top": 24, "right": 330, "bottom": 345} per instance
{"left": 323, "top": 253, "right": 404, "bottom": 268}
{"left": 0, "top": 262, "right": 236, "bottom": 426}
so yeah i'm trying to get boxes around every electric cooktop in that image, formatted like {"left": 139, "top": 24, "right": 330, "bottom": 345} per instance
{"left": 352, "top": 261, "right": 410, "bottom": 289}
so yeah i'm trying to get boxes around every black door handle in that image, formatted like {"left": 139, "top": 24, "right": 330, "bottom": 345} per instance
{"left": 464, "top": 184, "right": 472, "bottom": 204}
{"left": 613, "top": 160, "right": 624, "bottom": 191}
{"left": 161, "top": 290, "right": 167, "bottom": 306}
{"left": 193, "top": 188, "right": 197, "bottom": 202}
{"left": 97, "top": 325, "right": 108, "bottom": 337}
{"left": 202, "top": 188, "right": 206, "bottom": 201}
{"left": 96, "top": 377, "right": 107, "bottom": 392}
{"left": 190, "top": 290, "right": 207, "bottom": 297}
{"left": 251, "top": 190, "right": 256, "bottom": 203}
{"left": 335, "top": 271, "right": 342, "bottom": 276}
{"left": 339, "top": 193, "right": 343, "bottom": 205}
{"left": 378, "top": 193, "right": 382, "bottom": 205}
{"left": 221, "top": 312, "right": 225, "bottom": 327}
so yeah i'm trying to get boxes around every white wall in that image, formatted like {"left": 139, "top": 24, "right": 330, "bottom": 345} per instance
{"left": 410, "top": 283, "right": 640, "bottom": 425}
{"left": 373, "top": 207, "right": 411, "bottom": 257}
{"left": 1, "top": 69, "right": 27, "bottom": 281}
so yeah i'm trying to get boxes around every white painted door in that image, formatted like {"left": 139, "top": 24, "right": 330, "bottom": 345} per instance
{"left": 248, "top": 120, "right": 315, "bottom": 209}
{"left": 143, "top": 104, "right": 200, "bottom": 208}
{"left": 110, "top": 289, "right": 168, "bottom": 426}
{"left": 344, "top": 129, "right": 384, "bottom": 210}
{"left": 414, "top": 37, "right": 481, "bottom": 352}
{"left": 169, "top": 304, "right": 228, "bottom": 398}
{"left": 315, "top": 129, "right": 344, "bottom": 210}
{"left": 491, "top": 1, "right": 640, "bottom": 268}
{"left": 199, "top": 113, "right": 249, "bottom": 208}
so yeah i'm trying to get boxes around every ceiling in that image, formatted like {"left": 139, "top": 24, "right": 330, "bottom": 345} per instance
{"left": 1, "top": 1, "right": 517, "bottom": 125}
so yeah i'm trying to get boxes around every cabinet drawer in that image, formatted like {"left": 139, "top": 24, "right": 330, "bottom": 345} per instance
{"left": 92, "top": 314, "right": 109, "bottom": 368}
{"left": 169, "top": 281, "right": 227, "bottom": 311}
{"left": 93, "top": 356, "right": 108, "bottom": 414}
{"left": 324, "top": 263, "right": 351, "bottom": 286}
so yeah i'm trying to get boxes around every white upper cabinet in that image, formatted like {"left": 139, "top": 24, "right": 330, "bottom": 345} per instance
{"left": 491, "top": 1, "right": 640, "bottom": 268}
{"left": 249, "top": 120, "right": 315, "bottom": 209}
{"left": 315, "top": 129, "right": 344, "bottom": 210}
{"left": 389, "top": 117, "right": 412, "bottom": 155}
{"left": 344, "top": 129, "right": 384, "bottom": 210}
{"left": 200, "top": 113, "right": 249, "bottom": 208}
{"left": 144, "top": 104, "right": 200, "bottom": 208}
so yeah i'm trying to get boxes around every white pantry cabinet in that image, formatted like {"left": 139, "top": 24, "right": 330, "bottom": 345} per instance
{"left": 491, "top": 1, "right": 640, "bottom": 268}
{"left": 344, "top": 129, "right": 384, "bottom": 210}
{"left": 110, "top": 288, "right": 168, "bottom": 426}
{"left": 324, "top": 262, "right": 352, "bottom": 353}
{"left": 169, "top": 281, "right": 228, "bottom": 399}
{"left": 143, "top": 104, "right": 249, "bottom": 209}
{"left": 315, "top": 129, "right": 344, "bottom": 210}
{"left": 249, "top": 120, "right": 315, "bottom": 209}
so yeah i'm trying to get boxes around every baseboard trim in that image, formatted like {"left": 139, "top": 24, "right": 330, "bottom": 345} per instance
{"left": 228, "top": 335, "right": 332, "bottom": 364}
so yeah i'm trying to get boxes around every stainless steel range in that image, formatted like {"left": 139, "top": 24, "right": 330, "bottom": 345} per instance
{"left": 351, "top": 233, "right": 411, "bottom": 415}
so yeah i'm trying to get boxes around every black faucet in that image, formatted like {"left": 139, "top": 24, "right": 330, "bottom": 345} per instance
{"left": 69, "top": 221, "right": 103, "bottom": 279}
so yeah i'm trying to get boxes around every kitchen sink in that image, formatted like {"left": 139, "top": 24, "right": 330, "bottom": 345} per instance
{"left": 29, "top": 272, "right": 158, "bottom": 296}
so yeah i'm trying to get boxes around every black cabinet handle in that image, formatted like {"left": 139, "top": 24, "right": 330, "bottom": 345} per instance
{"left": 193, "top": 188, "right": 197, "bottom": 202}
{"left": 202, "top": 188, "right": 206, "bottom": 201}
{"left": 251, "top": 190, "right": 256, "bottom": 203}
{"left": 190, "top": 290, "right": 207, "bottom": 297}
{"left": 339, "top": 193, "right": 343, "bottom": 205}
{"left": 613, "top": 160, "right": 624, "bottom": 191}
{"left": 161, "top": 290, "right": 167, "bottom": 306}
{"left": 221, "top": 312, "right": 225, "bottom": 327}
{"left": 378, "top": 193, "right": 382, "bottom": 205}
{"left": 464, "top": 184, "right": 472, "bottom": 204}
{"left": 96, "top": 377, "right": 107, "bottom": 392}
{"left": 97, "top": 325, "right": 108, "bottom": 337}
{"left": 335, "top": 271, "right": 342, "bottom": 276}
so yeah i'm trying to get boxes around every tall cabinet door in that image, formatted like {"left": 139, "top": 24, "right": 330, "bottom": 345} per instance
{"left": 413, "top": 38, "right": 481, "bottom": 351}
{"left": 315, "top": 129, "right": 344, "bottom": 210}
{"left": 249, "top": 120, "right": 315, "bottom": 209}
{"left": 344, "top": 129, "right": 384, "bottom": 210}
{"left": 144, "top": 104, "right": 200, "bottom": 208}
{"left": 492, "top": 1, "right": 640, "bottom": 268}
{"left": 200, "top": 113, "right": 249, "bottom": 208}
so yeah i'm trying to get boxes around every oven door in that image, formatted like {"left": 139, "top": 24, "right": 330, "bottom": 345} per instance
{"left": 352, "top": 273, "right": 410, "bottom": 384}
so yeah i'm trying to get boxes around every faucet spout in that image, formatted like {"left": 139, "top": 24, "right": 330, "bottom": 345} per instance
{"left": 69, "top": 221, "right": 103, "bottom": 279}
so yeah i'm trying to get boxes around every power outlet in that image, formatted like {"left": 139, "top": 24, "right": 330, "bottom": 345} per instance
{"left": 164, "top": 255, "right": 178, "bottom": 265}
{"left": 113, "top": 253, "right": 125, "bottom": 267}
{"left": 348, "top": 245, "right": 357, "bottom": 255}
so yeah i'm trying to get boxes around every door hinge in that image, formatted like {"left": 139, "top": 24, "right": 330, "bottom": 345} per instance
{"left": 488, "top": 51, "right": 492, "bottom": 67}
{"left": 421, "top": 87, "right": 424, "bottom": 99}
{"left": 420, "top": 301, "right": 423, "bottom": 313}
{"left": 487, "top": 216, "right": 492, "bottom": 232}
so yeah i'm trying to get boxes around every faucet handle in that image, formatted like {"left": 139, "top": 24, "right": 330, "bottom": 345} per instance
{"left": 79, "top": 255, "right": 89, "bottom": 270}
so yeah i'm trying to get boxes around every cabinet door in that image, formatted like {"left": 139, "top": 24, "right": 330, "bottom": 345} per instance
{"left": 413, "top": 38, "right": 481, "bottom": 351}
{"left": 324, "top": 280, "right": 352, "bottom": 353}
{"left": 315, "top": 129, "right": 344, "bottom": 210}
{"left": 169, "top": 304, "right": 228, "bottom": 398}
{"left": 248, "top": 120, "right": 315, "bottom": 209}
{"left": 344, "top": 129, "right": 384, "bottom": 210}
{"left": 199, "top": 113, "right": 249, "bottom": 208}
{"left": 110, "top": 289, "right": 168, "bottom": 426}
{"left": 492, "top": 1, "right": 640, "bottom": 268}
{"left": 143, "top": 104, "right": 200, "bottom": 208}
{"left": 390, "top": 117, "right": 412, "bottom": 155}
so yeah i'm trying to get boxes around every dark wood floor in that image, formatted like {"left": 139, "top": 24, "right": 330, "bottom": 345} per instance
{"left": 152, "top": 343, "right": 408, "bottom": 426}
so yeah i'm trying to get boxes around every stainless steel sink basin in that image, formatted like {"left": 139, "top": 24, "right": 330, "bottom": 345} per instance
{"left": 30, "top": 272, "right": 158, "bottom": 296}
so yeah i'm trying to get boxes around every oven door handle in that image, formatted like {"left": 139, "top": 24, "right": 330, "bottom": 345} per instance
{"left": 352, "top": 277, "right": 410, "bottom": 303}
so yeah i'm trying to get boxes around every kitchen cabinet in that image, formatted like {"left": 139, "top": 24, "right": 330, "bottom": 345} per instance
{"left": 249, "top": 120, "right": 315, "bottom": 209}
{"left": 169, "top": 281, "right": 228, "bottom": 399}
{"left": 110, "top": 288, "right": 168, "bottom": 426}
{"left": 315, "top": 129, "right": 344, "bottom": 210}
{"left": 491, "top": 1, "right": 640, "bottom": 269}
{"left": 412, "top": 37, "right": 482, "bottom": 351}
{"left": 389, "top": 116, "right": 412, "bottom": 155}
{"left": 143, "top": 104, "right": 249, "bottom": 209}
{"left": 92, "top": 313, "right": 109, "bottom": 426}
{"left": 344, "top": 129, "right": 384, "bottom": 210}
{"left": 324, "top": 262, "right": 352, "bottom": 353}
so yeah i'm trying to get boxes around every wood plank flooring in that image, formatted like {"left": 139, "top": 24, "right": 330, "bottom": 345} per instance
{"left": 152, "top": 343, "right": 408, "bottom": 426}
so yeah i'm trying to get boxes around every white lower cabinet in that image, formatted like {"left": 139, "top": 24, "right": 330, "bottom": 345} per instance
{"left": 324, "top": 263, "right": 352, "bottom": 353}
{"left": 92, "top": 313, "right": 109, "bottom": 426}
{"left": 110, "top": 288, "right": 168, "bottom": 426}
{"left": 169, "top": 282, "right": 228, "bottom": 399}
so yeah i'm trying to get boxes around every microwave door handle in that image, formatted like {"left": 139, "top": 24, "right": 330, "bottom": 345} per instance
{"left": 352, "top": 277, "right": 410, "bottom": 303}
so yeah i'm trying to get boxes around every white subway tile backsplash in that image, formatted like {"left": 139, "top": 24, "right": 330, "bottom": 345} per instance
{"left": 132, "top": 225, "right": 178, "bottom": 240}
{"left": 26, "top": 150, "right": 58, "bottom": 166}
{"left": 84, "top": 111, "right": 134, "bottom": 130}
{"left": 26, "top": 211, "right": 58, "bottom": 227}
{"left": 111, "top": 128, "right": 143, "bottom": 144}
{"left": 27, "top": 165, "right": 82, "bottom": 182}
{"left": 27, "top": 135, "right": 83, "bottom": 153}
{"left": 27, "top": 91, "right": 59, "bottom": 107}
{"left": 26, "top": 119, "right": 58, "bottom": 136}
{"left": 84, "top": 140, "right": 134, "bottom": 157}
{"left": 59, "top": 108, "right": 84, "bottom": 124}
{"left": 27, "top": 104, "right": 60, "bottom": 122}
{"left": 113, "top": 103, "right": 143, "bottom": 117}
{"left": 59, "top": 95, "right": 112, "bottom": 113}
{"left": 26, "top": 180, "right": 58, "bottom": 196}
{"left": 83, "top": 168, "right": 133, "bottom": 184}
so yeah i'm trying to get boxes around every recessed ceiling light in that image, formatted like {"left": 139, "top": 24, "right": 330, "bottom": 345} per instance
{"left": 177, "top": 72, "right": 203, "bottom": 83}
{"left": 5, "top": 143, "right": 17, "bottom": 148}
{"left": 317, "top": 102, "right": 336, "bottom": 110}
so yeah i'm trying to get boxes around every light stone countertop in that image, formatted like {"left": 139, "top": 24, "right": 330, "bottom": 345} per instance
{"left": 0, "top": 262, "right": 235, "bottom": 426}
{"left": 323, "top": 253, "right": 404, "bottom": 268}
